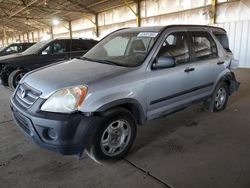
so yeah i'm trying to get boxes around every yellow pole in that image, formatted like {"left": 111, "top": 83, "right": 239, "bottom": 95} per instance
{"left": 210, "top": 0, "right": 217, "bottom": 25}
{"left": 124, "top": 0, "right": 141, "bottom": 27}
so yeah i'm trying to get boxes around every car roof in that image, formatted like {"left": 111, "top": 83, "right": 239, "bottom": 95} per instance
{"left": 117, "top": 25, "right": 226, "bottom": 34}
{"left": 53, "top": 38, "right": 97, "bottom": 41}
{"left": 7, "top": 42, "right": 35, "bottom": 46}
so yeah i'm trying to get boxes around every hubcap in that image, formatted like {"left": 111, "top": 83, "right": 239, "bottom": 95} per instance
{"left": 215, "top": 87, "right": 227, "bottom": 109}
{"left": 15, "top": 72, "right": 25, "bottom": 87}
{"left": 100, "top": 119, "right": 131, "bottom": 157}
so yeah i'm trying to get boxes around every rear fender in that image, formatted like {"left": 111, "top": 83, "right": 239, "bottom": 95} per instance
{"left": 219, "top": 72, "right": 240, "bottom": 95}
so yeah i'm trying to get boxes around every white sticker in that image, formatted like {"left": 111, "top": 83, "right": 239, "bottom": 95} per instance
{"left": 137, "top": 32, "right": 158, "bottom": 38}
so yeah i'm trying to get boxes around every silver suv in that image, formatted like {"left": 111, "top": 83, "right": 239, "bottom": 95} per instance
{"left": 10, "top": 25, "right": 239, "bottom": 162}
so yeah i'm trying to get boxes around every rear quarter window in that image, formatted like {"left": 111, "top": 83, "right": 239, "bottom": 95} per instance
{"left": 214, "top": 33, "right": 231, "bottom": 52}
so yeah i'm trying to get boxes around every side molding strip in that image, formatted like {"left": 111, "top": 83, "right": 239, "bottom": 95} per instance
{"left": 150, "top": 82, "right": 214, "bottom": 105}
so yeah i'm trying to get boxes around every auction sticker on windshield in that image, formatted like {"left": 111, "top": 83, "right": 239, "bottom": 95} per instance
{"left": 137, "top": 32, "right": 158, "bottom": 38}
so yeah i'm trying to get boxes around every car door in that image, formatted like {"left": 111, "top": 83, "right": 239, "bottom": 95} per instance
{"left": 188, "top": 31, "right": 224, "bottom": 100}
{"left": 146, "top": 31, "right": 197, "bottom": 120}
{"left": 31, "top": 40, "right": 69, "bottom": 69}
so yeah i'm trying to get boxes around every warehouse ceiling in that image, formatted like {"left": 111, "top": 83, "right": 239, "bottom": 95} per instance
{"left": 0, "top": 0, "right": 135, "bottom": 38}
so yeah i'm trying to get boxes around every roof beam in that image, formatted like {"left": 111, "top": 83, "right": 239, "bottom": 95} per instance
{"left": 67, "top": 0, "right": 96, "bottom": 14}
{"left": 10, "top": 0, "right": 38, "bottom": 17}
{"left": 0, "top": 2, "right": 93, "bottom": 15}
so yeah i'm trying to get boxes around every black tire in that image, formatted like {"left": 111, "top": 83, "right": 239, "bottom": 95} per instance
{"left": 86, "top": 108, "right": 137, "bottom": 162}
{"left": 8, "top": 69, "right": 26, "bottom": 90}
{"left": 208, "top": 82, "right": 229, "bottom": 112}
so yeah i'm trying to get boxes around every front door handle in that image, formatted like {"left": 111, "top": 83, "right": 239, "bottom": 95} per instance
{"left": 184, "top": 67, "right": 195, "bottom": 73}
{"left": 217, "top": 61, "right": 225, "bottom": 65}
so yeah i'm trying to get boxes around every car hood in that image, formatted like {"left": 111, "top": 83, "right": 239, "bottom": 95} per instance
{"left": 22, "top": 58, "right": 132, "bottom": 98}
{"left": 0, "top": 53, "right": 31, "bottom": 64}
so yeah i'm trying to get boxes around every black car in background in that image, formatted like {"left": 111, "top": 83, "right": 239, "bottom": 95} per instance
{"left": 0, "top": 43, "right": 35, "bottom": 57}
{"left": 0, "top": 38, "right": 98, "bottom": 89}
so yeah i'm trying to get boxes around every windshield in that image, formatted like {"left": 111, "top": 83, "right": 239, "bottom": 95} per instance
{"left": 83, "top": 31, "right": 158, "bottom": 67}
{"left": 22, "top": 40, "right": 50, "bottom": 55}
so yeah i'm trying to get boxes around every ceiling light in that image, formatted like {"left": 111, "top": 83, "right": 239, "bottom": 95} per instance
{"left": 52, "top": 19, "right": 59, "bottom": 26}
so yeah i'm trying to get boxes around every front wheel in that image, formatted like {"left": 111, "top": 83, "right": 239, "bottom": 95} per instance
{"left": 8, "top": 69, "right": 26, "bottom": 90}
{"left": 86, "top": 108, "right": 137, "bottom": 162}
{"left": 208, "top": 82, "right": 229, "bottom": 112}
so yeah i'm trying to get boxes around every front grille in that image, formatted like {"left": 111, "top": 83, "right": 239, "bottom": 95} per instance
{"left": 13, "top": 111, "right": 31, "bottom": 135}
{"left": 15, "top": 83, "right": 42, "bottom": 108}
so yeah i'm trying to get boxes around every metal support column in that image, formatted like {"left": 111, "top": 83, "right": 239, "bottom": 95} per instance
{"left": 210, "top": 0, "right": 217, "bottom": 25}
{"left": 37, "top": 30, "right": 40, "bottom": 41}
{"left": 27, "top": 33, "right": 30, "bottom": 42}
{"left": 3, "top": 26, "right": 7, "bottom": 45}
{"left": 95, "top": 14, "right": 99, "bottom": 37}
{"left": 32, "top": 32, "right": 34, "bottom": 42}
{"left": 69, "top": 21, "right": 73, "bottom": 39}
{"left": 84, "top": 15, "right": 99, "bottom": 38}
{"left": 136, "top": 0, "right": 141, "bottom": 27}
{"left": 124, "top": 0, "right": 141, "bottom": 27}
{"left": 50, "top": 26, "right": 54, "bottom": 39}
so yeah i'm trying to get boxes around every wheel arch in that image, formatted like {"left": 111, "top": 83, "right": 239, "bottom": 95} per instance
{"left": 218, "top": 71, "right": 239, "bottom": 95}
{"left": 95, "top": 98, "right": 146, "bottom": 125}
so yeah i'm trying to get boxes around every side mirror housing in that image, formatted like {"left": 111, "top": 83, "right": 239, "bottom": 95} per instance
{"left": 152, "top": 56, "right": 176, "bottom": 69}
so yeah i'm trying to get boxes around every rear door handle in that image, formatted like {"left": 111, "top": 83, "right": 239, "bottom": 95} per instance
{"left": 184, "top": 67, "right": 195, "bottom": 73}
{"left": 217, "top": 61, "right": 225, "bottom": 65}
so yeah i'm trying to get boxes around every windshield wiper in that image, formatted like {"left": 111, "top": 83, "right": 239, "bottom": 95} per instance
{"left": 81, "top": 57, "right": 120, "bottom": 66}
{"left": 80, "top": 57, "right": 96, "bottom": 62}
{"left": 95, "top": 59, "right": 120, "bottom": 66}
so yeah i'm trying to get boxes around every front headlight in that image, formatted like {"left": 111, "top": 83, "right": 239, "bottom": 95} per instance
{"left": 41, "top": 85, "right": 88, "bottom": 113}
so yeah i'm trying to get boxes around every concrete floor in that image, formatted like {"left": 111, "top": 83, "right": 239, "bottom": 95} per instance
{"left": 0, "top": 69, "right": 250, "bottom": 188}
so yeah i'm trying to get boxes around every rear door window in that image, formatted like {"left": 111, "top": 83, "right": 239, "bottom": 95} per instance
{"left": 190, "top": 31, "right": 218, "bottom": 60}
{"left": 71, "top": 40, "right": 87, "bottom": 51}
{"left": 84, "top": 40, "right": 98, "bottom": 50}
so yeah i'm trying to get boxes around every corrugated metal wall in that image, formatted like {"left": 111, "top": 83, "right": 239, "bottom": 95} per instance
{"left": 217, "top": 20, "right": 250, "bottom": 68}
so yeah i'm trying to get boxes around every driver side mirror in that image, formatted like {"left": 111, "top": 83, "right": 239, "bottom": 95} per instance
{"left": 152, "top": 56, "right": 176, "bottom": 70}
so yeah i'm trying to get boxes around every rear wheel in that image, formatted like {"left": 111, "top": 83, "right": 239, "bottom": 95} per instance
{"left": 86, "top": 108, "right": 137, "bottom": 162}
{"left": 8, "top": 69, "right": 26, "bottom": 90}
{"left": 207, "top": 82, "right": 229, "bottom": 112}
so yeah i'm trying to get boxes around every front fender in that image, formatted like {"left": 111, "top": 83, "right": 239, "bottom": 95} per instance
{"left": 80, "top": 88, "right": 147, "bottom": 124}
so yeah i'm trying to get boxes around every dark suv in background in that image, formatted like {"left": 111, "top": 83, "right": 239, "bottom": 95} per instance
{"left": 0, "top": 43, "right": 35, "bottom": 57}
{"left": 0, "top": 38, "right": 98, "bottom": 89}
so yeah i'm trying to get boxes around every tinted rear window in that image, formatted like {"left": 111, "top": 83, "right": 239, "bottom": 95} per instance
{"left": 71, "top": 40, "right": 87, "bottom": 51}
{"left": 84, "top": 40, "right": 98, "bottom": 50}
{"left": 214, "top": 33, "right": 231, "bottom": 52}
